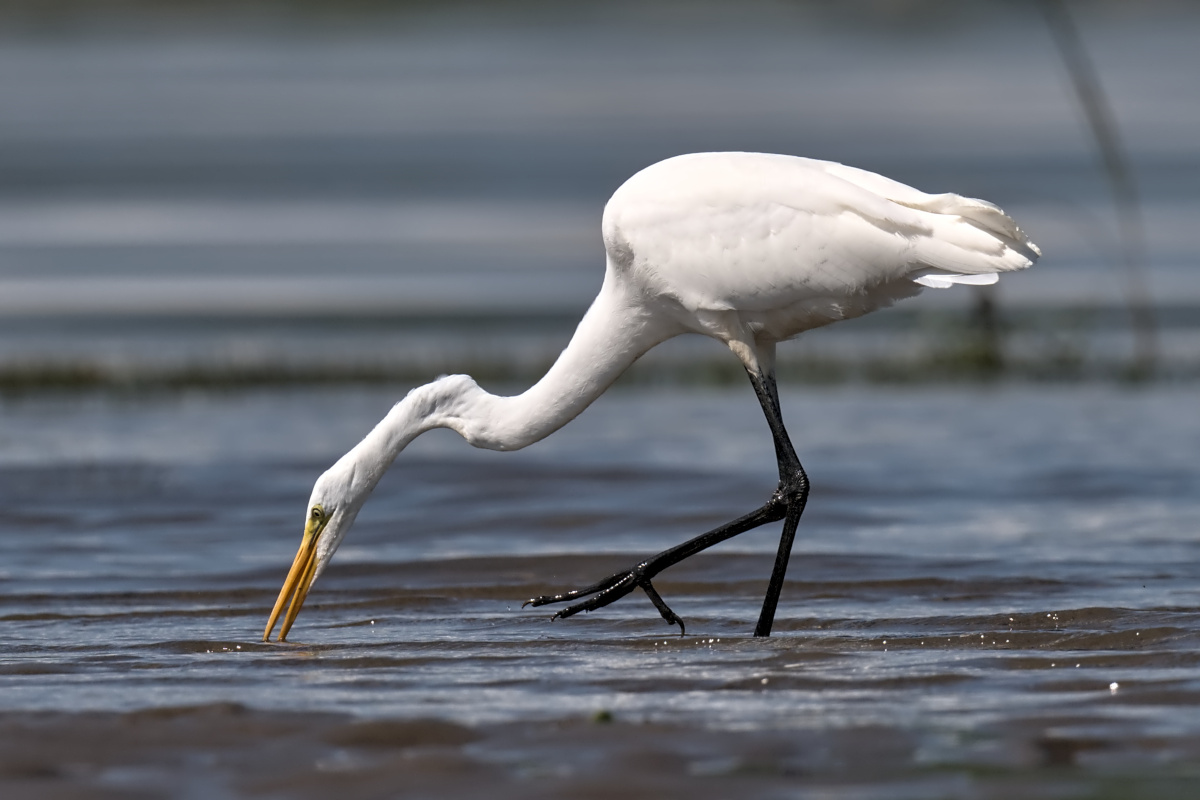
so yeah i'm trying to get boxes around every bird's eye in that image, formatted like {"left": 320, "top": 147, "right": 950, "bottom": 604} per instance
{"left": 311, "top": 506, "right": 324, "bottom": 520}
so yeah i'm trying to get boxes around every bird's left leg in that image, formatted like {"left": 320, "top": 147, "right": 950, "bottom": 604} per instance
{"left": 523, "top": 499, "right": 789, "bottom": 635}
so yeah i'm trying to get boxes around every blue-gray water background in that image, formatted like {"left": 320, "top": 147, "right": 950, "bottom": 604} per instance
{"left": 2, "top": 2, "right": 1199, "bottom": 797}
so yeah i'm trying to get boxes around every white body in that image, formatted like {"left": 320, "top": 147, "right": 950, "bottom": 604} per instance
{"left": 298, "top": 152, "right": 1040, "bottom": 588}
{"left": 604, "top": 152, "right": 1034, "bottom": 345}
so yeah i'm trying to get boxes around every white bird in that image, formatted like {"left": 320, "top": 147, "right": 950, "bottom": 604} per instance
{"left": 263, "top": 151, "right": 1040, "bottom": 642}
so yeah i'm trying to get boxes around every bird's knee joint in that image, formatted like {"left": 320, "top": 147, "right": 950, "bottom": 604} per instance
{"left": 774, "top": 471, "right": 809, "bottom": 503}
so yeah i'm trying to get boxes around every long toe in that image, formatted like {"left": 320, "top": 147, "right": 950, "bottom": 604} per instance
{"left": 550, "top": 573, "right": 639, "bottom": 620}
{"left": 523, "top": 569, "right": 632, "bottom": 608}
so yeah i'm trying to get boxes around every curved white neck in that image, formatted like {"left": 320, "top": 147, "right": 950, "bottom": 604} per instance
{"left": 348, "top": 267, "right": 675, "bottom": 481}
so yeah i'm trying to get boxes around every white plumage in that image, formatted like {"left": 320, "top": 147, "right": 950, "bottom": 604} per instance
{"left": 603, "top": 152, "right": 1036, "bottom": 341}
{"left": 263, "top": 152, "right": 1040, "bottom": 642}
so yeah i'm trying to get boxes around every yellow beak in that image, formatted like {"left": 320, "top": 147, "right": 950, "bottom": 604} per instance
{"left": 262, "top": 517, "right": 325, "bottom": 642}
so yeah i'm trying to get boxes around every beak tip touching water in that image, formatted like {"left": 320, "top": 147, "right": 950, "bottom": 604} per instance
{"left": 263, "top": 521, "right": 323, "bottom": 643}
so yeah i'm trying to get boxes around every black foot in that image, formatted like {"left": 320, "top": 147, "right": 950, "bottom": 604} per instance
{"left": 524, "top": 564, "right": 686, "bottom": 635}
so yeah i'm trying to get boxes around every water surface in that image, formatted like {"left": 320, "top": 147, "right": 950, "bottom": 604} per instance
{"left": 2, "top": 384, "right": 1199, "bottom": 796}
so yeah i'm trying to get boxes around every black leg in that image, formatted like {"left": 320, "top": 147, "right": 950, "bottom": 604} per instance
{"left": 746, "top": 369, "right": 809, "bottom": 636}
{"left": 526, "top": 365, "right": 809, "bottom": 637}
{"left": 754, "top": 499, "right": 802, "bottom": 636}
{"left": 526, "top": 498, "right": 787, "bottom": 630}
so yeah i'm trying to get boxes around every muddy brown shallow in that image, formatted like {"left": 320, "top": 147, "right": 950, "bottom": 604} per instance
{"left": 4, "top": 702, "right": 1200, "bottom": 800}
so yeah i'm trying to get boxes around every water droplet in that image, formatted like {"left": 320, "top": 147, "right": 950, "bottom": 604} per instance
{"left": 1109, "top": 682, "right": 1119, "bottom": 694}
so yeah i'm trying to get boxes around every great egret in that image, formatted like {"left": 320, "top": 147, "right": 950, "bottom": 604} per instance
{"left": 263, "top": 152, "right": 1039, "bottom": 642}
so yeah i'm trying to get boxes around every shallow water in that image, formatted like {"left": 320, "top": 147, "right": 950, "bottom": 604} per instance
{"left": 2, "top": 384, "right": 1200, "bottom": 795}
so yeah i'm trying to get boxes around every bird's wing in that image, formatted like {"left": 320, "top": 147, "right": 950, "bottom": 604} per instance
{"left": 816, "top": 159, "right": 1041, "bottom": 287}
{"left": 604, "top": 153, "right": 1039, "bottom": 315}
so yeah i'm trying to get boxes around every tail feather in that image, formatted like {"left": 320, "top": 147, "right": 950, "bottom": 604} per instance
{"left": 820, "top": 159, "right": 1041, "bottom": 287}
{"left": 916, "top": 193, "right": 1042, "bottom": 263}
{"left": 909, "top": 213, "right": 1037, "bottom": 277}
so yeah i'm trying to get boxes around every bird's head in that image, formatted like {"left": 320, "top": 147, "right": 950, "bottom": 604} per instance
{"left": 262, "top": 458, "right": 370, "bottom": 642}
{"left": 259, "top": 376, "right": 476, "bottom": 642}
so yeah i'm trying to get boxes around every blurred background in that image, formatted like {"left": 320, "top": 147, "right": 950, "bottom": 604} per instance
{"left": 1, "top": 0, "right": 1197, "bottom": 391}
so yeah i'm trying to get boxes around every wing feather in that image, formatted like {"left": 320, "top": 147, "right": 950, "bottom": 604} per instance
{"left": 603, "top": 152, "right": 1040, "bottom": 309}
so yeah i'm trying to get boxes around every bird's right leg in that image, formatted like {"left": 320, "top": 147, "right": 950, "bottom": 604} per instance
{"left": 746, "top": 367, "right": 809, "bottom": 637}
